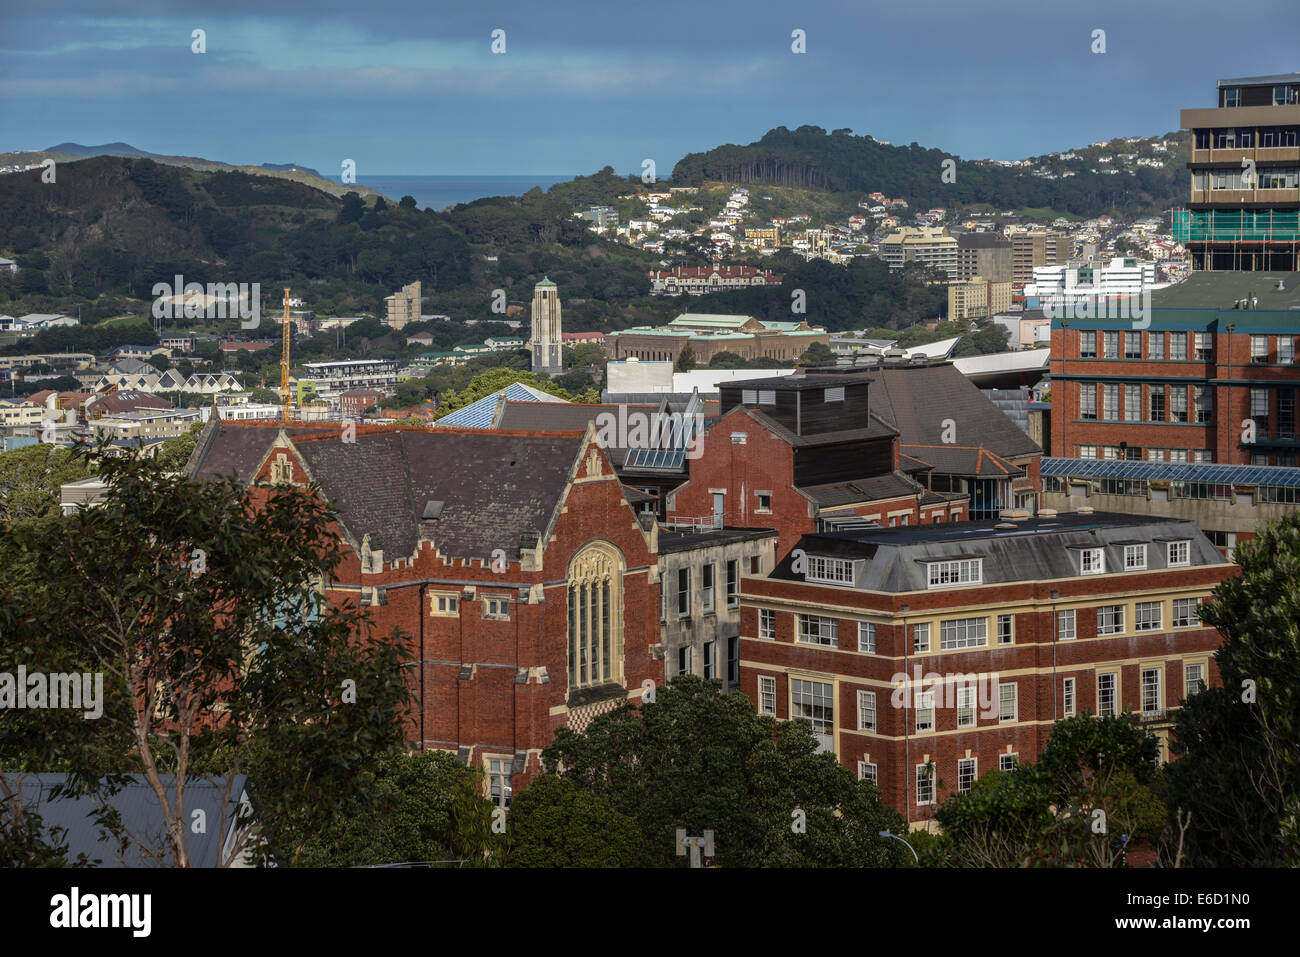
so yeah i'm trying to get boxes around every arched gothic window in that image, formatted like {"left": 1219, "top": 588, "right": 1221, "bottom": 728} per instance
{"left": 567, "top": 542, "right": 625, "bottom": 688}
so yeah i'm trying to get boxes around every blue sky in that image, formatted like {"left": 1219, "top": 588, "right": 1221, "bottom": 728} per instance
{"left": 1, "top": 0, "right": 1297, "bottom": 177}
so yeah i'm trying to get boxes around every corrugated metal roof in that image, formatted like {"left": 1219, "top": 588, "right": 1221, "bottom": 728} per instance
{"left": 1043, "top": 456, "right": 1300, "bottom": 488}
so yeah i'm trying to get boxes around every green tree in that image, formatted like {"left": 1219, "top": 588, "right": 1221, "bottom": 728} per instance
{"left": 708, "top": 350, "right": 747, "bottom": 369}
{"left": 542, "top": 675, "right": 908, "bottom": 867}
{"left": 798, "top": 341, "right": 836, "bottom": 366}
{"left": 293, "top": 750, "right": 483, "bottom": 867}
{"left": 0, "top": 443, "right": 93, "bottom": 529}
{"left": 675, "top": 342, "right": 696, "bottom": 372}
{"left": 505, "top": 774, "right": 639, "bottom": 867}
{"left": 433, "top": 368, "right": 574, "bottom": 418}
{"left": 154, "top": 422, "right": 204, "bottom": 472}
{"left": 0, "top": 451, "right": 412, "bottom": 867}
{"left": 249, "top": 387, "right": 281, "bottom": 404}
{"left": 1167, "top": 512, "right": 1300, "bottom": 865}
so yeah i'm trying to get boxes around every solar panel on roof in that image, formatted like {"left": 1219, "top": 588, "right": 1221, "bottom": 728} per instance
{"left": 1043, "top": 457, "right": 1300, "bottom": 488}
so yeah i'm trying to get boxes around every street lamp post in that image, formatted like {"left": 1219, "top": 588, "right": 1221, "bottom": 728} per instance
{"left": 878, "top": 829, "right": 919, "bottom": 866}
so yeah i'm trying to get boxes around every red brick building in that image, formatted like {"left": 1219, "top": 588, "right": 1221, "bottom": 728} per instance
{"left": 1049, "top": 310, "right": 1300, "bottom": 465}
{"left": 188, "top": 420, "right": 664, "bottom": 804}
{"left": 739, "top": 512, "right": 1234, "bottom": 825}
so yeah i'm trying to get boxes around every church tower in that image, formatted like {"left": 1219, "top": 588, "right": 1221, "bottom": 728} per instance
{"left": 529, "top": 277, "right": 564, "bottom": 376}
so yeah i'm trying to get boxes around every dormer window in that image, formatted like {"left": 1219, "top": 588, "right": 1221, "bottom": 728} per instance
{"left": 926, "top": 558, "right": 982, "bottom": 588}
{"left": 1167, "top": 540, "right": 1191, "bottom": 567}
{"left": 1080, "top": 548, "right": 1105, "bottom": 575}
{"left": 806, "top": 555, "right": 856, "bottom": 585}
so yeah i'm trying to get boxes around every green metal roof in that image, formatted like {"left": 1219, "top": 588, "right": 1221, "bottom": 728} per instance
{"left": 536, "top": 276, "right": 556, "bottom": 287}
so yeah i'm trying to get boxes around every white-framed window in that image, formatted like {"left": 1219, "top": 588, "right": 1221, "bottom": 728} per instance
{"left": 486, "top": 756, "right": 512, "bottom": 809}
{"left": 1251, "top": 335, "right": 1269, "bottom": 363}
{"left": 925, "top": 558, "right": 982, "bottom": 588}
{"left": 857, "top": 690, "right": 876, "bottom": 731}
{"left": 1184, "top": 662, "right": 1205, "bottom": 698}
{"left": 1141, "top": 667, "right": 1162, "bottom": 715}
{"left": 998, "top": 682, "right": 1017, "bottom": 723}
{"left": 939, "top": 617, "right": 988, "bottom": 650}
{"left": 1173, "top": 597, "right": 1198, "bottom": 628}
{"left": 1098, "top": 604, "right": 1125, "bottom": 635}
{"left": 999, "top": 754, "right": 1018, "bottom": 772}
{"left": 677, "top": 567, "right": 690, "bottom": 617}
{"left": 916, "top": 764, "right": 935, "bottom": 805}
{"left": 702, "top": 641, "right": 715, "bottom": 679}
{"left": 1124, "top": 384, "right": 1141, "bottom": 421}
{"left": 431, "top": 592, "right": 459, "bottom": 616}
{"left": 824, "top": 386, "right": 845, "bottom": 403}
{"left": 797, "top": 614, "right": 838, "bottom": 647}
{"left": 1136, "top": 600, "right": 1163, "bottom": 631}
{"left": 701, "top": 563, "right": 715, "bottom": 612}
{"left": 1097, "top": 672, "right": 1117, "bottom": 717}
{"left": 1124, "top": 544, "right": 1147, "bottom": 570}
{"left": 1057, "top": 609, "right": 1076, "bottom": 641}
{"left": 912, "top": 622, "right": 930, "bottom": 653}
{"left": 1103, "top": 383, "right": 1119, "bottom": 420}
{"left": 1103, "top": 331, "right": 1119, "bottom": 359}
{"left": 759, "top": 608, "right": 776, "bottom": 640}
{"left": 483, "top": 596, "right": 510, "bottom": 620}
{"left": 1079, "top": 386, "right": 1097, "bottom": 420}
{"left": 957, "top": 757, "right": 977, "bottom": 794}
{"left": 791, "top": 678, "right": 834, "bottom": 735}
{"left": 997, "top": 614, "right": 1014, "bottom": 645}
{"left": 756, "top": 492, "right": 771, "bottom": 512}
{"left": 1079, "top": 444, "right": 1098, "bottom": 459}
{"left": 915, "top": 690, "right": 935, "bottom": 733}
{"left": 858, "top": 761, "right": 878, "bottom": 784}
{"left": 1063, "top": 677, "right": 1076, "bottom": 717}
{"left": 1080, "top": 547, "right": 1105, "bottom": 575}
{"left": 1148, "top": 331, "right": 1164, "bottom": 360}
{"left": 807, "top": 555, "right": 856, "bottom": 584}
{"left": 857, "top": 621, "right": 876, "bottom": 653}
{"left": 1167, "top": 540, "right": 1190, "bottom": 567}
{"left": 1280, "top": 337, "right": 1295, "bottom": 364}
{"left": 726, "top": 559, "right": 739, "bottom": 608}
{"left": 957, "top": 684, "right": 975, "bottom": 728}
{"left": 1170, "top": 332, "right": 1187, "bottom": 360}
{"left": 758, "top": 675, "right": 776, "bottom": 715}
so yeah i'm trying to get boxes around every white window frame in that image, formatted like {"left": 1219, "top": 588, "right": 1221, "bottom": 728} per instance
{"left": 807, "top": 555, "right": 856, "bottom": 585}
{"left": 1057, "top": 609, "right": 1076, "bottom": 641}
{"left": 1173, "top": 597, "right": 1197, "bottom": 628}
{"left": 857, "top": 621, "right": 877, "bottom": 653}
{"left": 925, "top": 558, "right": 982, "bottom": 588}
{"left": 915, "top": 764, "right": 935, "bottom": 806}
{"left": 998, "top": 682, "right": 1017, "bottom": 723}
{"left": 790, "top": 678, "right": 834, "bottom": 735}
{"left": 957, "top": 757, "right": 977, "bottom": 794}
{"left": 758, "top": 675, "right": 776, "bottom": 715}
{"left": 857, "top": 690, "right": 876, "bottom": 732}
{"left": 1167, "top": 540, "right": 1190, "bottom": 567}
{"left": 1097, "top": 672, "right": 1117, "bottom": 717}
{"left": 997, "top": 614, "right": 1014, "bottom": 645}
{"left": 797, "top": 614, "right": 839, "bottom": 647}
{"left": 1124, "top": 544, "right": 1147, "bottom": 570}
{"left": 999, "top": 754, "right": 1018, "bottom": 772}
{"left": 915, "top": 690, "right": 935, "bottom": 733}
{"left": 1136, "top": 600, "right": 1163, "bottom": 632}
{"left": 957, "top": 684, "right": 975, "bottom": 728}
{"left": 1079, "top": 548, "right": 1105, "bottom": 575}
{"left": 1097, "top": 604, "right": 1125, "bottom": 635}
{"left": 726, "top": 559, "right": 739, "bottom": 608}
{"left": 431, "top": 592, "right": 459, "bottom": 616}
{"left": 912, "top": 622, "right": 930, "bottom": 653}
{"left": 485, "top": 755, "right": 512, "bottom": 809}
{"left": 858, "top": 761, "right": 878, "bottom": 784}
{"left": 1141, "top": 667, "right": 1162, "bottom": 715}
{"left": 483, "top": 596, "right": 511, "bottom": 620}
{"left": 1063, "top": 677, "right": 1076, "bottom": 717}
{"left": 1184, "top": 662, "right": 1205, "bottom": 698}
{"left": 759, "top": 608, "right": 776, "bottom": 640}
{"left": 939, "top": 616, "right": 988, "bottom": 650}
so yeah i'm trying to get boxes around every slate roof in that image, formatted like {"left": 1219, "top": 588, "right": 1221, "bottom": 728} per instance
{"left": 866, "top": 364, "right": 1042, "bottom": 461}
{"left": 493, "top": 401, "right": 659, "bottom": 468}
{"left": 742, "top": 407, "right": 898, "bottom": 447}
{"left": 88, "top": 390, "right": 174, "bottom": 415}
{"left": 799, "top": 471, "right": 927, "bottom": 507}
{"left": 658, "top": 526, "right": 778, "bottom": 553}
{"left": 435, "top": 383, "right": 562, "bottom": 428}
{"left": 771, "top": 513, "right": 1227, "bottom": 593}
{"left": 982, "top": 387, "right": 1033, "bottom": 435}
{"left": 290, "top": 429, "right": 584, "bottom": 561}
{"left": 2, "top": 773, "right": 252, "bottom": 868}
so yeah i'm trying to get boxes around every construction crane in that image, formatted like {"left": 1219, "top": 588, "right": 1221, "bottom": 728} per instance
{"left": 280, "top": 287, "right": 293, "bottom": 424}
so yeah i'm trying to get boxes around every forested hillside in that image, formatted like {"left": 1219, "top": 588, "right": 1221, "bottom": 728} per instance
{"left": 671, "top": 125, "right": 1189, "bottom": 217}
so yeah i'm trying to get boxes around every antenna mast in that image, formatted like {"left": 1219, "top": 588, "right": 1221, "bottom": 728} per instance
{"left": 281, "top": 288, "right": 292, "bottom": 424}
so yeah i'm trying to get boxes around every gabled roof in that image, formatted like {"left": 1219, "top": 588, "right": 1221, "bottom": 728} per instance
{"left": 866, "top": 364, "right": 1041, "bottom": 462}
{"left": 435, "top": 383, "right": 563, "bottom": 429}
{"left": 902, "top": 443, "right": 1023, "bottom": 479}
{"left": 799, "top": 472, "right": 925, "bottom": 507}
{"left": 492, "top": 400, "right": 660, "bottom": 467}
{"left": 289, "top": 429, "right": 586, "bottom": 561}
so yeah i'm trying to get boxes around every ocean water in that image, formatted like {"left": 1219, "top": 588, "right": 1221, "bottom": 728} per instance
{"left": 358, "top": 174, "right": 575, "bottom": 211}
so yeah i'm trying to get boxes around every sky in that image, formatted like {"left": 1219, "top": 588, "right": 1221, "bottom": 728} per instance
{"left": 1, "top": 0, "right": 1297, "bottom": 177}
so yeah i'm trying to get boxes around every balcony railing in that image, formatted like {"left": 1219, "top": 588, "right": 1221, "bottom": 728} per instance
{"left": 663, "top": 515, "right": 723, "bottom": 531}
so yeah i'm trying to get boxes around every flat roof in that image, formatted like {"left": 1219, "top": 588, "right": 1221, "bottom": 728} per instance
{"left": 801, "top": 510, "right": 1175, "bottom": 548}
{"left": 1152, "top": 272, "right": 1300, "bottom": 310}
{"left": 721, "top": 372, "right": 874, "bottom": 391}
{"left": 658, "top": 526, "right": 778, "bottom": 553}
{"left": 1218, "top": 73, "right": 1300, "bottom": 87}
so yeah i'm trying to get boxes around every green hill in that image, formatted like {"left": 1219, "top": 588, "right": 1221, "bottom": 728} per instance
{"left": 670, "top": 125, "right": 1189, "bottom": 218}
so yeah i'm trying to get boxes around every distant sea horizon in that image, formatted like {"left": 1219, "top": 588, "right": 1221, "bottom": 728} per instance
{"left": 357, "top": 174, "right": 576, "bottom": 210}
